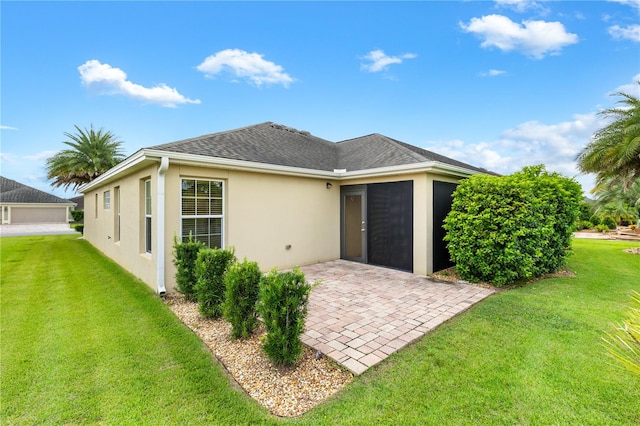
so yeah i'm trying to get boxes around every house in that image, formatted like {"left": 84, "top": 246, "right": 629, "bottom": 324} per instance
{"left": 0, "top": 176, "right": 76, "bottom": 224}
{"left": 79, "top": 122, "right": 491, "bottom": 295}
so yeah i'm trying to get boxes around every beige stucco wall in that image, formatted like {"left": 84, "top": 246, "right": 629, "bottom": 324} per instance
{"left": 165, "top": 165, "right": 341, "bottom": 292}
{"left": 83, "top": 161, "right": 464, "bottom": 293}
{"left": 84, "top": 166, "right": 157, "bottom": 289}
{"left": 85, "top": 162, "right": 340, "bottom": 293}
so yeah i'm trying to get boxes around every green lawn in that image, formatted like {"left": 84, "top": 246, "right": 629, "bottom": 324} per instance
{"left": 2, "top": 236, "right": 639, "bottom": 425}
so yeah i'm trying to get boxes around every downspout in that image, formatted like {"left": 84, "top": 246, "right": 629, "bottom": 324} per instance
{"left": 156, "top": 156, "right": 169, "bottom": 296}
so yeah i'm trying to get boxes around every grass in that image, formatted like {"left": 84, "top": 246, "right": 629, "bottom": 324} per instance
{"left": 2, "top": 236, "right": 639, "bottom": 424}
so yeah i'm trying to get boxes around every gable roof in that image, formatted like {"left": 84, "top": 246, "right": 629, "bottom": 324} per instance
{"left": 149, "top": 122, "right": 338, "bottom": 171}
{"left": 0, "top": 176, "right": 75, "bottom": 205}
{"left": 148, "top": 121, "right": 491, "bottom": 174}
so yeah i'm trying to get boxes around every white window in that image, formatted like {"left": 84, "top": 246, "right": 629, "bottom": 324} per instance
{"left": 104, "top": 190, "right": 111, "bottom": 209}
{"left": 145, "top": 180, "right": 152, "bottom": 253}
{"left": 181, "top": 178, "right": 223, "bottom": 248}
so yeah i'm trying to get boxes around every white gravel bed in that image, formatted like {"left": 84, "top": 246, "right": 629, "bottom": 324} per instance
{"left": 163, "top": 294, "right": 353, "bottom": 417}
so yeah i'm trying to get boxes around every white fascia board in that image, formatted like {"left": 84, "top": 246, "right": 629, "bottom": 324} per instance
{"left": 336, "top": 162, "right": 482, "bottom": 179}
{"left": 1, "top": 202, "right": 76, "bottom": 207}
{"left": 79, "top": 149, "right": 487, "bottom": 192}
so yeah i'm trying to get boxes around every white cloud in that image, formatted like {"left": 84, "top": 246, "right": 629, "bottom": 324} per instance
{"left": 494, "top": 0, "right": 546, "bottom": 13}
{"left": 608, "top": 0, "right": 640, "bottom": 10}
{"left": 0, "top": 152, "right": 18, "bottom": 164}
{"left": 1, "top": 125, "right": 18, "bottom": 130}
{"left": 610, "top": 73, "right": 640, "bottom": 98}
{"left": 360, "top": 49, "right": 417, "bottom": 73}
{"left": 424, "top": 112, "right": 603, "bottom": 193}
{"left": 24, "top": 150, "right": 57, "bottom": 161}
{"left": 608, "top": 24, "right": 640, "bottom": 42}
{"left": 78, "top": 60, "right": 201, "bottom": 107}
{"left": 480, "top": 69, "right": 507, "bottom": 77}
{"left": 196, "top": 49, "right": 294, "bottom": 87}
{"left": 460, "top": 14, "right": 579, "bottom": 59}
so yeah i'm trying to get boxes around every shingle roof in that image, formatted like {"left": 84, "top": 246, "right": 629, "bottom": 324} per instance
{"left": 0, "top": 176, "right": 74, "bottom": 204}
{"left": 149, "top": 122, "right": 338, "bottom": 171}
{"left": 148, "top": 122, "right": 491, "bottom": 174}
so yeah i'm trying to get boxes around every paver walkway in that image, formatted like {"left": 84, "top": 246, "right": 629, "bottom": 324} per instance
{"left": 300, "top": 260, "right": 494, "bottom": 375}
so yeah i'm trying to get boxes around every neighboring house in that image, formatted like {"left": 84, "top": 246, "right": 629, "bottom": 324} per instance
{"left": 80, "top": 122, "right": 492, "bottom": 295}
{"left": 0, "top": 176, "right": 76, "bottom": 224}
{"left": 69, "top": 195, "right": 84, "bottom": 211}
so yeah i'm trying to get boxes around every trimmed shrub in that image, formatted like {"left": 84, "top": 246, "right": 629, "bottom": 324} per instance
{"left": 258, "top": 268, "right": 312, "bottom": 366}
{"left": 72, "top": 224, "right": 84, "bottom": 234}
{"left": 578, "top": 201, "right": 592, "bottom": 221}
{"left": 589, "top": 215, "right": 601, "bottom": 226}
{"left": 195, "top": 247, "right": 236, "bottom": 318}
{"left": 172, "top": 234, "right": 205, "bottom": 301}
{"left": 443, "top": 165, "right": 582, "bottom": 286}
{"left": 595, "top": 224, "right": 609, "bottom": 233}
{"left": 70, "top": 210, "right": 84, "bottom": 223}
{"left": 223, "top": 259, "right": 262, "bottom": 339}
{"left": 577, "top": 221, "right": 593, "bottom": 230}
{"left": 602, "top": 216, "right": 617, "bottom": 230}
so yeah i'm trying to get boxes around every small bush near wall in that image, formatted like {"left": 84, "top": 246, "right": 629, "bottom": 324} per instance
{"left": 71, "top": 210, "right": 84, "bottom": 223}
{"left": 223, "top": 259, "right": 262, "bottom": 339}
{"left": 258, "top": 268, "right": 312, "bottom": 366}
{"left": 72, "top": 224, "right": 84, "bottom": 234}
{"left": 195, "top": 247, "right": 236, "bottom": 318}
{"left": 444, "top": 165, "right": 582, "bottom": 286}
{"left": 173, "top": 235, "right": 205, "bottom": 301}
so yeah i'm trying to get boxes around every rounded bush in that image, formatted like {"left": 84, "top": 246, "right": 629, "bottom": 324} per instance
{"left": 589, "top": 215, "right": 601, "bottom": 226}
{"left": 443, "top": 165, "right": 582, "bottom": 286}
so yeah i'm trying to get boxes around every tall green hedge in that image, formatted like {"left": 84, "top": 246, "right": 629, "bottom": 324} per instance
{"left": 223, "top": 259, "right": 262, "bottom": 339}
{"left": 258, "top": 268, "right": 311, "bottom": 366}
{"left": 172, "top": 235, "right": 205, "bottom": 301}
{"left": 194, "top": 247, "right": 236, "bottom": 318}
{"left": 443, "top": 165, "right": 582, "bottom": 286}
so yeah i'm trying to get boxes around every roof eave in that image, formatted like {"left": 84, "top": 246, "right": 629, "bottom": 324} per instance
{"left": 336, "top": 161, "right": 483, "bottom": 179}
{"left": 79, "top": 150, "right": 487, "bottom": 193}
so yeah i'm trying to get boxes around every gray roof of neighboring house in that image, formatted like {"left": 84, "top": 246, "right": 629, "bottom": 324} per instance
{"left": 148, "top": 122, "right": 492, "bottom": 174}
{"left": 69, "top": 195, "right": 84, "bottom": 210}
{"left": 0, "top": 176, "right": 75, "bottom": 204}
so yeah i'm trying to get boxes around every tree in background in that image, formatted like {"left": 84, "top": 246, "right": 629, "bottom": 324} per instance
{"left": 577, "top": 84, "right": 640, "bottom": 190}
{"left": 591, "top": 177, "right": 640, "bottom": 224}
{"left": 46, "top": 125, "right": 125, "bottom": 191}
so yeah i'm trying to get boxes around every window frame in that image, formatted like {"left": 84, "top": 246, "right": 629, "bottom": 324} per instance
{"left": 180, "top": 178, "right": 224, "bottom": 249}
{"left": 145, "top": 179, "right": 152, "bottom": 254}
{"left": 103, "top": 190, "right": 111, "bottom": 209}
{"left": 114, "top": 186, "right": 121, "bottom": 242}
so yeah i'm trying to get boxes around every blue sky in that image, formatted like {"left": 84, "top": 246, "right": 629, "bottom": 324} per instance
{"left": 2, "top": 0, "right": 639, "bottom": 198}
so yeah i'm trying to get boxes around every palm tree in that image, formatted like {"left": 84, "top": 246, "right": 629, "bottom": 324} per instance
{"left": 592, "top": 176, "right": 640, "bottom": 223}
{"left": 46, "top": 125, "right": 125, "bottom": 191}
{"left": 577, "top": 83, "right": 640, "bottom": 190}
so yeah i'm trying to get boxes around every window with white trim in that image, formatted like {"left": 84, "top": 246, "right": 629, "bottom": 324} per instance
{"left": 145, "top": 179, "right": 152, "bottom": 253}
{"left": 103, "top": 190, "right": 111, "bottom": 209}
{"left": 181, "top": 178, "right": 223, "bottom": 248}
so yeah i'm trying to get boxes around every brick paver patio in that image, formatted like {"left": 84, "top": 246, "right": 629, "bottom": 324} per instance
{"left": 299, "top": 260, "right": 495, "bottom": 375}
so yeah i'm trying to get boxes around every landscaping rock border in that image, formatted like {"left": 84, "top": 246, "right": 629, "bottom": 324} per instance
{"left": 163, "top": 294, "right": 353, "bottom": 417}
